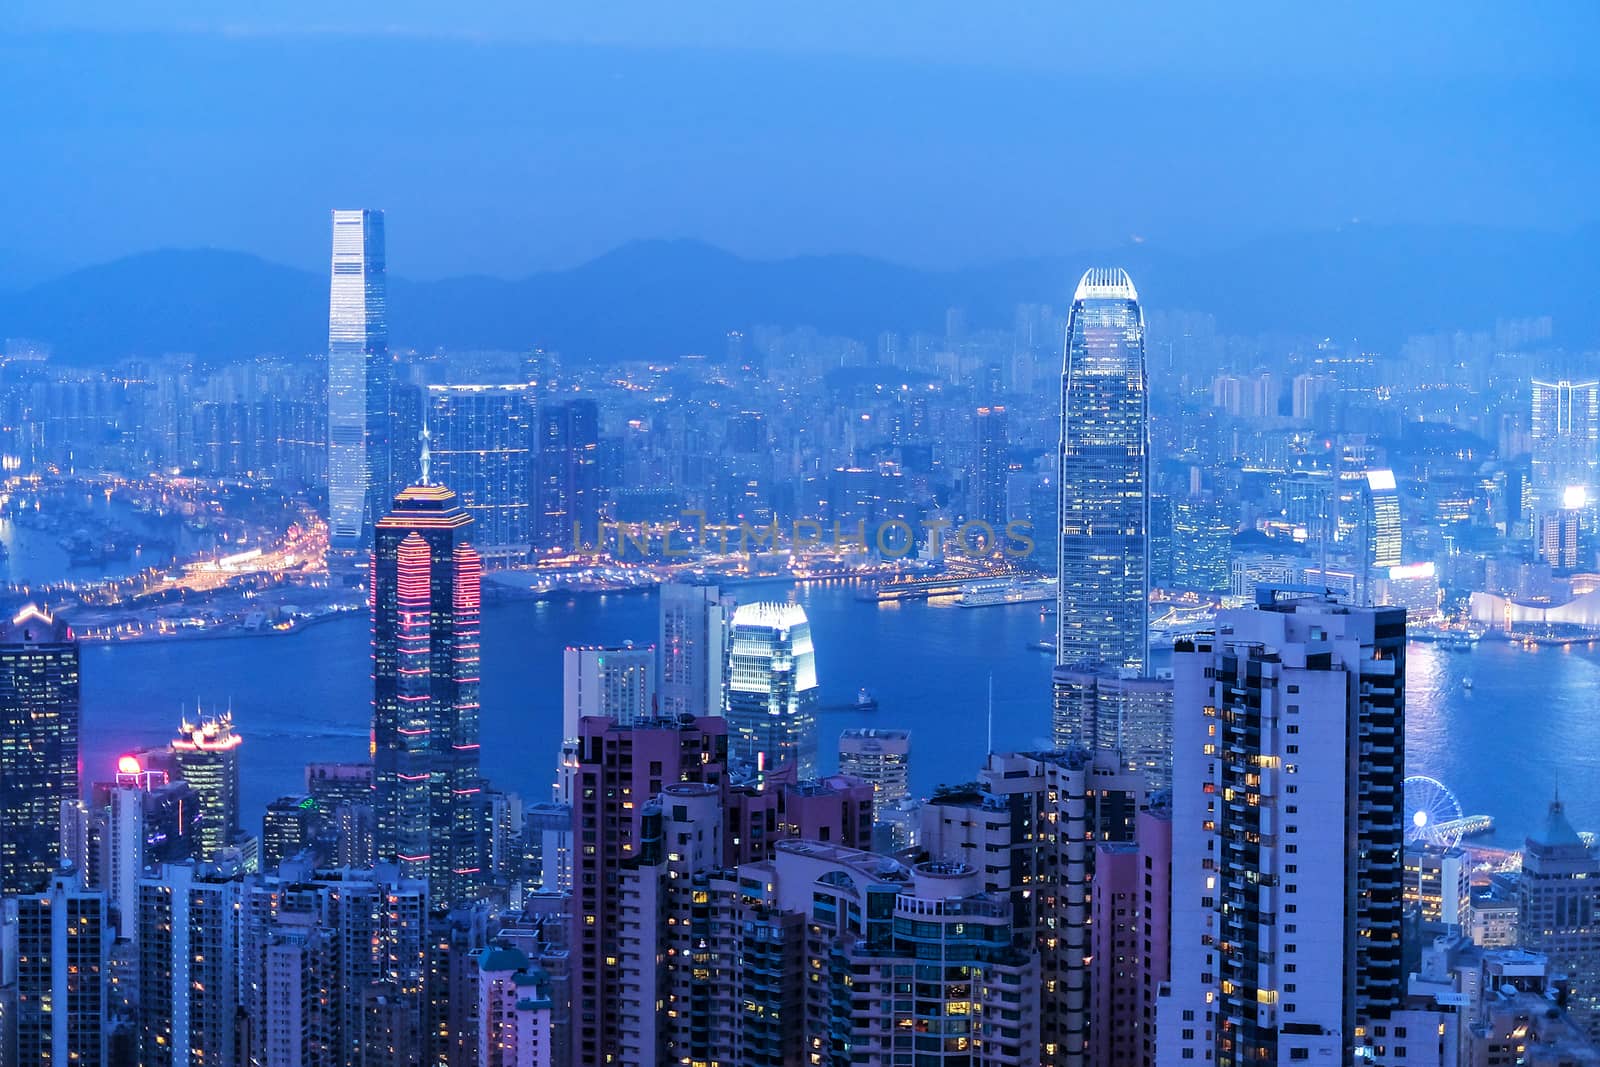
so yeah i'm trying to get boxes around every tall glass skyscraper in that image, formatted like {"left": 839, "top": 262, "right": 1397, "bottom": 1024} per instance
{"left": 425, "top": 383, "right": 536, "bottom": 566}
{"left": 327, "top": 208, "right": 392, "bottom": 549}
{"left": 1056, "top": 268, "right": 1149, "bottom": 675}
{"left": 371, "top": 483, "right": 485, "bottom": 906}
{"left": 726, "top": 602, "right": 818, "bottom": 779}
{"left": 0, "top": 604, "right": 79, "bottom": 895}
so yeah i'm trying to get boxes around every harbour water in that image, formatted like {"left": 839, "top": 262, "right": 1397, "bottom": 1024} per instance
{"left": 78, "top": 582, "right": 1584, "bottom": 850}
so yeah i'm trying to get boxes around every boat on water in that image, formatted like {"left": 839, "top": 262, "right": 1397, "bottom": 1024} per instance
{"left": 822, "top": 687, "right": 880, "bottom": 713}
{"left": 958, "top": 575, "right": 1056, "bottom": 608}
{"left": 1462, "top": 677, "right": 1474, "bottom": 690}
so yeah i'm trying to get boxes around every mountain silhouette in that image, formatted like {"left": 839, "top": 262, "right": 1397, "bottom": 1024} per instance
{"left": 2, "top": 226, "right": 1594, "bottom": 365}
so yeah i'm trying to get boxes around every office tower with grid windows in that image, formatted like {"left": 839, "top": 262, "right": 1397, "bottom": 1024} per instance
{"left": 327, "top": 208, "right": 392, "bottom": 549}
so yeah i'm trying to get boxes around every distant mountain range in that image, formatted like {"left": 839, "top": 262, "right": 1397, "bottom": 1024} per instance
{"left": 2, "top": 225, "right": 1595, "bottom": 365}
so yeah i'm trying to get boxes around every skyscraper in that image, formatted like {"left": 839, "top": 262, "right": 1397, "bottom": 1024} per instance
{"left": 571, "top": 715, "right": 728, "bottom": 1066}
{"left": 426, "top": 383, "right": 537, "bottom": 566}
{"left": 372, "top": 483, "right": 486, "bottom": 907}
{"left": 0, "top": 603, "right": 80, "bottom": 896}
{"left": 974, "top": 404, "right": 1009, "bottom": 527}
{"left": 535, "top": 398, "right": 600, "bottom": 552}
{"left": 1056, "top": 268, "right": 1149, "bottom": 676}
{"left": 837, "top": 727, "right": 911, "bottom": 805}
{"left": 561, "top": 644, "right": 657, "bottom": 733}
{"left": 165, "top": 712, "right": 242, "bottom": 862}
{"left": 1159, "top": 589, "right": 1406, "bottom": 1067}
{"left": 137, "top": 862, "right": 245, "bottom": 1067}
{"left": 726, "top": 601, "right": 819, "bottom": 779}
{"left": 327, "top": 208, "right": 391, "bottom": 549}
{"left": 1531, "top": 377, "right": 1600, "bottom": 516}
{"left": 657, "top": 581, "right": 729, "bottom": 718}
{"left": 15, "top": 863, "right": 112, "bottom": 1066}
{"left": 1518, "top": 794, "right": 1600, "bottom": 1040}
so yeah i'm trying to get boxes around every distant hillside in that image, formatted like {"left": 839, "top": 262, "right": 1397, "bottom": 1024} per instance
{"left": 1, "top": 226, "right": 1595, "bottom": 364}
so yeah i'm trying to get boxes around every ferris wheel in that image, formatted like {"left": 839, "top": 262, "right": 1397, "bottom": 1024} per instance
{"left": 1405, "top": 775, "right": 1466, "bottom": 848}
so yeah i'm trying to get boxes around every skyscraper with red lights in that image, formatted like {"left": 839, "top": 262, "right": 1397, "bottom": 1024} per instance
{"left": 372, "top": 483, "right": 485, "bottom": 907}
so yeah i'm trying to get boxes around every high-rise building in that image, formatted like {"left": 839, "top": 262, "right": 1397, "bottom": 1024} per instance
{"left": 1518, "top": 794, "right": 1600, "bottom": 1040}
{"left": 477, "top": 945, "right": 555, "bottom": 1067}
{"left": 1171, "top": 492, "right": 1233, "bottom": 593}
{"left": 570, "top": 715, "right": 728, "bottom": 1066}
{"left": 1051, "top": 670, "right": 1175, "bottom": 790}
{"left": 550, "top": 641, "right": 659, "bottom": 830}
{"left": 1531, "top": 378, "right": 1600, "bottom": 515}
{"left": 426, "top": 383, "right": 537, "bottom": 566}
{"left": 372, "top": 483, "right": 486, "bottom": 907}
{"left": 974, "top": 404, "right": 1009, "bottom": 527}
{"left": 327, "top": 208, "right": 392, "bottom": 549}
{"left": 241, "top": 861, "right": 429, "bottom": 1066}
{"left": 657, "top": 581, "right": 729, "bottom": 719}
{"left": 15, "top": 863, "right": 112, "bottom": 1066}
{"left": 1091, "top": 805, "right": 1172, "bottom": 1067}
{"left": 0, "top": 604, "right": 79, "bottom": 896}
{"left": 726, "top": 601, "right": 819, "bottom": 779}
{"left": 261, "top": 794, "right": 321, "bottom": 871}
{"left": 1360, "top": 468, "right": 1404, "bottom": 601}
{"left": 919, "top": 750, "right": 1143, "bottom": 1067}
{"left": 1159, "top": 589, "right": 1406, "bottom": 1067}
{"left": 136, "top": 862, "right": 245, "bottom": 1067}
{"left": 561, "top": 643, "right": 656, "bottom": 734}
{"left": 164, "top": 712, "right": 242, "bottom": 862}
{"left": 837, "top": 727, "right": 912, "bottom": 805}
{"left": 1056, "top": 267, "right": 1149, "bottom": 676}
{"left": 535, "top": 399, "right": 600, "bottom": 552}
{"left": 617, "top": 835, "right": 1041, "bottom": 1067}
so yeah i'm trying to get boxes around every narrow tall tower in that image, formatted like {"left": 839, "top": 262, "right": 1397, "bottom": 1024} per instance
{"left": 1056, "top": 268, "right": 1149, "bottom": 676}
{"left": 372, "top": 484, "right": 485, "bottom": 906}
{"left": 328, "top": 208, "right": 391, "bottom": 549}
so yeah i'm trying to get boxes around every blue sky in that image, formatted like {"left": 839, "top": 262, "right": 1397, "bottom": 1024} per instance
{"left": 1, "top": 2, "right": 1596, "bottom": 281}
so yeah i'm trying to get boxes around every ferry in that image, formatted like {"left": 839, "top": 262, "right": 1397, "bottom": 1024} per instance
{"left": 958, "top": 576, "right": 1057, "bottom": 608}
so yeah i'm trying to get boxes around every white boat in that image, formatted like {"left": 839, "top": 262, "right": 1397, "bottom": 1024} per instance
{"left": 958, "top": 576, "right": 1056, "bottom": 608}
{"left": 1462, "top": 677, "right": 1474, "bottom": 690}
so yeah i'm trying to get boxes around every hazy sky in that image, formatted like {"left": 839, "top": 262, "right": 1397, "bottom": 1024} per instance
{"left": 2, "top": 2, "right": 1596, "bottom": 281}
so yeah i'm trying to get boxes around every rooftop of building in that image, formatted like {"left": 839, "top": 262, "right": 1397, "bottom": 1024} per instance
{"left": 0, "top": 602, "right": 73, "bottom": 644}
{"left": 731, "top": 600, "right": 809, "bottom": 630}
{"left": 1073, "top": 267, "right": 1139, "bottom": 303}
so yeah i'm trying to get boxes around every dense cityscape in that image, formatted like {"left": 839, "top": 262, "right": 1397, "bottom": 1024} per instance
{"left": 0, "top": 203, "right": 1596, "bottom": 1066}
{"left": 2, "top": 7, "right": 1598, "bottom": 1067}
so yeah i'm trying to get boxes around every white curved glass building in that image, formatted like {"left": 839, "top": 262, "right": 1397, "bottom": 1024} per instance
{"left": 726, "top": 601, "right": 818, "bottom": 779}
{"left": 1055, "top": 268, "right": 1149, "bottom": 675}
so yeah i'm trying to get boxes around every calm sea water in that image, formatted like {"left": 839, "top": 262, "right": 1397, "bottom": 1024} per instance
{"left": 78, "top": 582, "right": 1583, "bottom": 850}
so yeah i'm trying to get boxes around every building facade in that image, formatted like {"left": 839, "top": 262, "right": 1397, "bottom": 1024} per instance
{"left": 657, "top": 581, "right": 729, "bottom": 719}
{"left": 327, "top": 208, "right": 392, "bottom": 549}
{"left": 426, "top": 383, "right": 537, "bottom": 566}
{"left": 1159, "top": 590, "right": 1406, "bottom": 1067}
{"left": 0, "top": 604, "right": 79, "bottom": 896}
{"left": 372, "top": 483, "right": 486, "bottom": 907}
{"left": 1056, "top": 268, "right": 1150, "bottom": 675}
{"left": 726, "top": 601, "right": 819, "bottom": 779}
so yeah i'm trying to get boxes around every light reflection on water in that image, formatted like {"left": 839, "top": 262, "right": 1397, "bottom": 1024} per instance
{"left": 80, "top": 584, "right": 1600, "bottom": 848}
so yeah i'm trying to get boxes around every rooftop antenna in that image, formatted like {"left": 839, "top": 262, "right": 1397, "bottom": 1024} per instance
{"left": 419, "top": 419, "right": 432, "bottom": 487}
